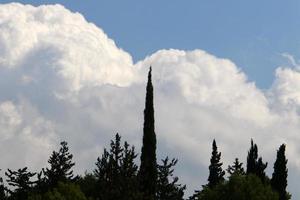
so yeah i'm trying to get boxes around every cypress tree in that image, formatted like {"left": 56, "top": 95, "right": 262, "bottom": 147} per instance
{"left": 271, "top": 144, "right": 288, "bottom": 200}
{"left": 139, "top": 67, "right": 158, "bottom": 199}
{"left": 207, "top": 139, "right": 225, "bottom": 188}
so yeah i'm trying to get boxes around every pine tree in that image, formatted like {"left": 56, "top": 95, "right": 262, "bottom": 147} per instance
{"left": 246, "top": 139, "right": 268, "bottom": 182}
{"left": 120, "top": 141, "right": 140, "bottom": 199}
{"left": 94, "top": 133, "right": 141, "bottom": 200}
{"left": 271, "top": 144, "right": 288, "bottom": 200}
{"left": 5, "top": 167, "right": 36, "bottom": 200}
{"left": 157, "top": 157, "right": 186, "bottom": 200}
{"left": 43, "top": 141, "right": 76, "bottom": 188}
{"left": 139, "top": 67, "right": 158, "bottom": 199}
{"left": 207, "top": 140, "right": 225, "bottom": 188}
{"left": 227, "top": 158, "right": 245, "bottom": 176}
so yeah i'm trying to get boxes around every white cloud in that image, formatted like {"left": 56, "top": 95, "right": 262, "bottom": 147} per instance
{"left": 0, "top": 2, "right": 299, "bottom": 199}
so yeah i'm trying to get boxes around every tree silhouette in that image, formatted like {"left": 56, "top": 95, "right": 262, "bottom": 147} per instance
{"left": 246, "top": 139, "right": 267, "bottom": 182}
{"left": 5, "top": 167, "right": 36, "bottom": 199}
{"left": 271, "top": 144, "right": 289, "bottom": 200}
{"left": 157, "top": 157, "right": 186, "bottom": 200}
{"left": 207, "top": 140, "right": 225, "bottom": 188}
{"left": 43, "top": 141, "right": 75, "bottom": 188}
{"left": 139, "top": 67, "right": 158, "bottom": 200}
{"left": 227, "top": 158, "right": 245, "bottom": 176}
{"left": 94, "top": 133, "right": 140, "bottom": 200}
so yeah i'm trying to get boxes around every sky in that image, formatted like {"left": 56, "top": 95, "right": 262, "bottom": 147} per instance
{"left": 1, "top": 0, "right": 300, "bottom": 88}
{"left": 0, "top": 1, "right": 300, "bottom": 199}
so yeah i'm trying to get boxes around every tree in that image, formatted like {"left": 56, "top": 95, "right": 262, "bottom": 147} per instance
{"left": 246, "top": 139, "right": 258, "bottom": 175}
{"left": 94, "top": 133, "right": 141, "bottom": 200}
{"left": 5, "top": 167, "right": 36, "bottom": 200}
{"left": 139, "top": 67, "right": 158, "bottom": 200}
{"left": 29, "top": 182, "right": 87, "bottom": 200}
{"left": 207, "top": 140, "right": 225, "bottom": 188}
{"left": 227, "top": 158, "right": 245, "bottom": 176}
{"left": 43, "top": 141, "right": 76, "bottom": 188}
{"left": 246, "top": 139, "right": 268, "bottom": 182}
{"left": 120, "top": 141, "right": 140, "bottom": 200}
{"left": 77, "top": 172, "right": 98, "bottom": 199}
{"left": 194, "top": 174, "right": 279, "bottom": 200}
{"left": 271, "top": 144, "right": 289, "bottom": 200}
{"left": 256, "top": 157, "right": 268, "bottom": 183}
{"left": 157, "top": 157, "right": 186, "bottom": 200}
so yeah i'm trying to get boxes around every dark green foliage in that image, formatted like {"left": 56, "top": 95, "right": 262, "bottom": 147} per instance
{"left": 194, "top": 174, "right": 279, "bottom": 200}
{"left": 271, "top": 144, "right": 289, "bottom": 200}
{"left": 246, "top": 139, "right": 268, "bottom": 182}
{"left": 77, "top": 172, "right": 98, "bottom": 199}
{"left": 28, "top": 182, "right": 87, "bottom": 200}
{"left": 42, "top": 141, "right": 76, "bottom": 188}
{"left": 207, "top": 140, "right": 225, "bottom": 188}
{"left": 5, "top": 167, "right": 36, "bottom": 200}
{"left": 227, "top": 158, "right": 245, "bottom": 176}
{"left": 256, "top": 157, "right": 268, "bottom": 183}
{"left": 247, "top": 139, "right": 258, "bottom": 175}
{"left": 94, "top": 133, "right": 141, "bottom": 200}
{"left": 139, "top": 67, "right": 158, "bottom": 199}
{"left": 157, "top": 157, "right": 186, "bottom": 200}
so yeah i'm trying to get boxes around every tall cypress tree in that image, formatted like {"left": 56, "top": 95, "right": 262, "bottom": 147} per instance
{"left": 207, "top": 139, "right": 225, "bottom": 188}
{"left": 139, "top": 67, "right": 157, "bottom": 199}
{"left": 271, "top": 144, "right": 288, "bottom": 200}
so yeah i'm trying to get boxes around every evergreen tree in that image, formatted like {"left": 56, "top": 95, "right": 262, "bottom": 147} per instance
{"left": 246, "top": 139, "right": 268, "bottom": 182}
{"left": 271, "top": 144, "right": 289, "bottom": 200}
{"left": 77, "top": 172, "right": 98, "bottom": 199}
{"left": 120, "top": 141, "right": 140, "bottom": 199}
{"left": 94, "top": 133, "right": 122, "bottom": 200}
{"left": 207, "top": 140, "right": 225, "bottom": 188}
{"left": 246, "top": 139, "right": 258, "bottom": 175}
{"left": 256, "top": 157, "right": 268, "bottom": 183}
{"left": 43, "top": 141, "right": 76, "bottom": 188}
{"left": 157, "top": 157, "right": 186, "bottom": 200}
{"left": 5, "top": 167, "right": 36, "bottom": 200}
{"left": 139, "top": 67, "right": 158, "bottom": 199}
{"left": 94, "top": 133, "right": 141, "bottom": 200}
{"left": 227, "top": 158, "right": 245, "bottom": 176}
{"left": 29, "top": 182, "right": 87, "bottom": 200}
{"left": 194, "top": 174, "right": 279, "bottom": 200}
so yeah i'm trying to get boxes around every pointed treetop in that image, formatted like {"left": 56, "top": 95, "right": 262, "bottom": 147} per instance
{"left": 148, "top": 66, "right": 152, "bottom": 84}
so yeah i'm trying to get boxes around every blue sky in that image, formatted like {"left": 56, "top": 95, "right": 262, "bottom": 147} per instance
{"left": 1, "top": 0, "right": 300, "bottom": 88}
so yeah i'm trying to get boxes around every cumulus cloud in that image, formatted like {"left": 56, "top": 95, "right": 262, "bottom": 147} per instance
{"left": 0, "top": 2, "right": 300, "bottom": 199}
